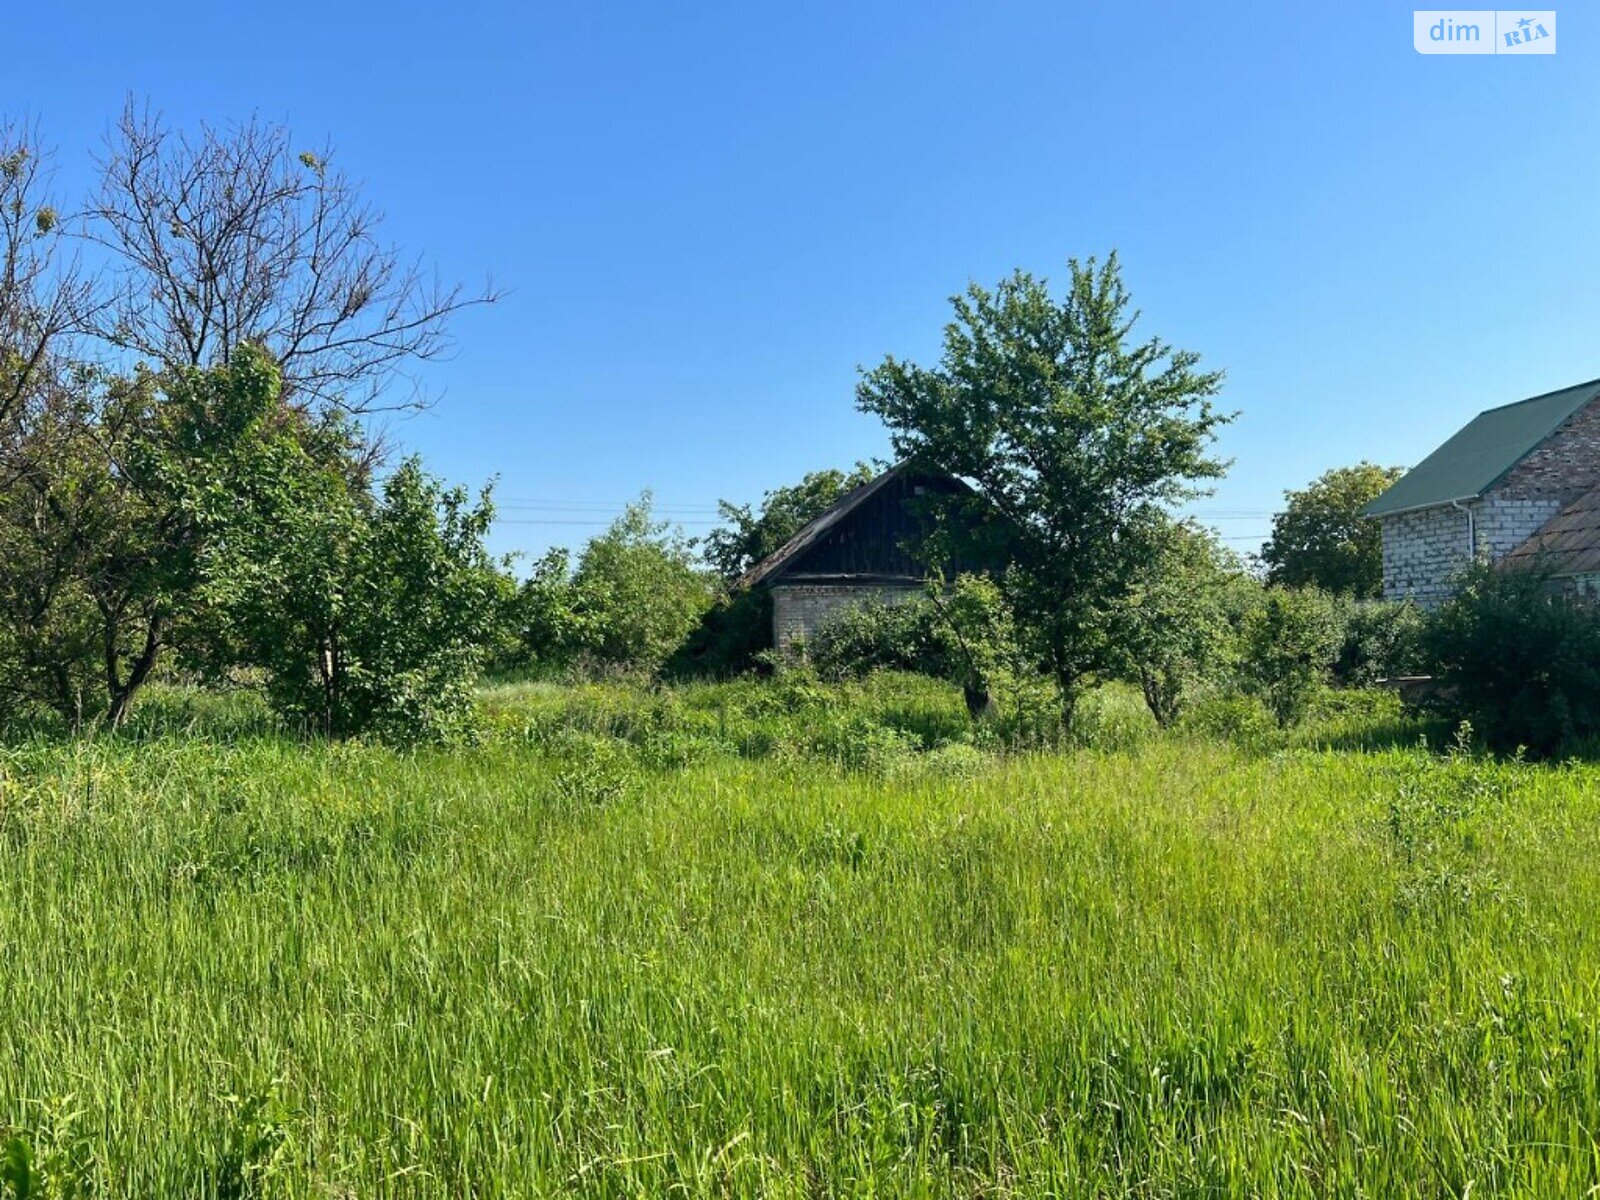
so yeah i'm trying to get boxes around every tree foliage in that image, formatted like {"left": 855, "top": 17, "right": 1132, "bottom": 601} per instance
{"left": 568, "top": 499, "right": 714, "bottom": 671}
{"left": 0, "top": 106, "right": 498, "bottom": 739}
{"left": 1331, "top": 597, "right": 1425, "bottom": 687}
{"left": 856, "top": 254, "right": 1231, "bottom": 719}
{"left": 808, "top": 595, "right": 944, "bottom": 682}
{"left": 925, "top": 572, "right": 1032, "bottom": 722}
{"left": 1237, "top": 586, "right": 1342, "bottom": 727}
{"left": 703, "top": 464, "right": 876, "bottom": 581}
{"left": 1120, "top": 521, "right": 1248, "bottom": 726}
{"left": 501, "top": 548, "right": 581, "bottom": 674}
{"left": 1261, "top": 463, "right": 1403, "bottom": 598}
{"left": 0, "top": 346, "right": 504, "bottom": 738}
{"left": 505, "top": 498, "right": 715, "bottom": 676}
{"left": 1422, "top": 564, "right": 1600, "bottom": 756}
{"left": 663, "top": 586, "right": 774, "bottom": 679}
{"left": 217, "top": 457, "right": 506, "bottom": 740}
{"left": 0, "top": 352, "right": 312, "bottom": 727}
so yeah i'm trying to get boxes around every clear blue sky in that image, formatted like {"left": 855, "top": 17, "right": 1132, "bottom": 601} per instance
{"left": 4, "top": 2, "right": 1596, "bottom": 562}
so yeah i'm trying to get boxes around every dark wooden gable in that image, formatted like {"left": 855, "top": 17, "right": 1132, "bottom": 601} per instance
{"left": 770, "top": 468, "right": 970, "bottom": 585}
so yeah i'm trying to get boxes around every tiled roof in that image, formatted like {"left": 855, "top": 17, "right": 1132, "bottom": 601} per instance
{"left": 1504, "top": 481, "right": 1600, "bottom": 577}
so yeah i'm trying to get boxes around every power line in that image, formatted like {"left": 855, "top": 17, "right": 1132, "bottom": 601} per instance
{"left": 494, "top": 498, "right": 724, "bottom": 511}
{"left": 496, "top": 518, "right": 721, "bottom": 527}
{"left": 493, "top": 496, "right": 1277, "bottom": 518}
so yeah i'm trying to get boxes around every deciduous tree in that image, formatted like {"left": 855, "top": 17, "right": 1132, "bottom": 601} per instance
{"left": 83, "top": 103, "right": 497, "bottom": 414}
{"left": 1261, "top": 463, "right": 1403, "bottom": 598}
{"left": 1120, "top": 520, "right": 1246, "bottom": 726}
{"left": 1238, "top": 586, "right": 1341, "bottom": 727}
{"left": 857, "top": 254, "right": 1231, "bottom": 721}
{"left": 567, "top": 498, "right": 715, "bottom": 672}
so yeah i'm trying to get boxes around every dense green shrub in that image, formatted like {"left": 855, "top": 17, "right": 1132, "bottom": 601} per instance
{"left": 806, "top": 576, "right": 1047, "bottom": 732}
{"left": 663, "top": 587, "right": 773, "bottom": 678}
{"left": 216, "top": 458, "right": 507, "bottom": 742}
{"left": 1422, "top": 565, "right": 1600, "bottom": 756}
{"left": 564, "top": 500, "right": 715, "bottom": 673}
{"left": 1332, "top": 598, "right": 1425, "bottom": 686}
{"left": 808, "top": 596, "right": 946, "bottom": 681}
{"left": 1174, "top": 692, "right": 1278, "bottom": 748}
{"left": 497, "top": 548, "right": 581, "bottom": 677}
{"left": 1119, "top": 521, "right": 1249, "bottom": 726}
{"left": 1237, "top": 586, "right": 1342, "bottom": 727}
{"left": 498, "top": 499, "right": 716, "bottom": 678}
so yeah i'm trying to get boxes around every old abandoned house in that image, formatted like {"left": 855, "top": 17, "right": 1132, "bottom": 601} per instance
{"left": 737, "top": 462, "right": 989, "bottom": 651}
{"left": 1364, "top": 377, "right": 1600, "bottom": 606}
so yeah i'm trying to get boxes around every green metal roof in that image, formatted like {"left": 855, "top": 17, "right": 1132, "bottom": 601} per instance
{"left": 1363, "top": 378, "right": 1600, "bottom": 518}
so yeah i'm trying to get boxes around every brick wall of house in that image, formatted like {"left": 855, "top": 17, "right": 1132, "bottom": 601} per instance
{"left": 1494, "top": 397, "right": 1600, "bottom": 501}
{"left": 771, "top": 583, "right": 922, "bottom": 652}
{"left": 1379, "top": 397, "right": 1600, "bottom": 606}
{"left": 1380, "top": 496, "right": 1566, "bottom": 607}
{"left": 1380, "top": 504, "right": 1473, "bottom": 607}
{"left": 1473, "top": 494, "right": 1565, "bottom": 559}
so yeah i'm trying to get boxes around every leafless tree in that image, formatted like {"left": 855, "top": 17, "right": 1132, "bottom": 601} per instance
{"left": 0, "top": 120, "right": 90, "bottom": 449}
{"left": 83, "top": 102, "right": 498, "bottom": 413}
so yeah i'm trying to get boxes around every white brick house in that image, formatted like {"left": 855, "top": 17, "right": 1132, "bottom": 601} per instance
{"left": 1364, "top": 378, "right": 1600, "bottom": 606}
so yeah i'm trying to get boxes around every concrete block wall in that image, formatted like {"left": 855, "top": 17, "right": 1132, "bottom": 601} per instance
{"left": 1381, "top": 496, "right": 1564, "bottom": 607}
{"left": 1473, "top": 494, "right": 1563, "bottom": 559}
{"left": 1380, "top": 504, "right": 1474, "bottom": 608}
{"left": 771, "top": 583, "right": 921, "bottom": 653}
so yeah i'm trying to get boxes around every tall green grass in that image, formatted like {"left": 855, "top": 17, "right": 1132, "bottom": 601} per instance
{"left": 1, "top": 683, "right": 1598, "bottom": 1195}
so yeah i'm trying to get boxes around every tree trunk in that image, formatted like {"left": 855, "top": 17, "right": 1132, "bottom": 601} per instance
{"left": 962, "top": 682, "right": 995, "bottom": 722}
{"left": 1140, "top": 669, "right": 1175, "bottom": 728}
{"left": 1050, "top": 636, "right": 1081, "bottom": 735}
{"left": 50, "top": 662, "right": 80, "bottom": 733}
{"left": 1057, "top": 677, "right": 1079, "bottom": 735}
{"left": 105, "top": 613, "right": 164, "bottom": 729}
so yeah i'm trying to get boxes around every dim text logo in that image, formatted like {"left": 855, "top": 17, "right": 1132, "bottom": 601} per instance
{"left": 1413, "top": 10, "right": 1556, "bottom": 53}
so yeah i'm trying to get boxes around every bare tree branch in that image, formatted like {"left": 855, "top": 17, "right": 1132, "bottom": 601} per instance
{"left": 0, "top": 119, "right": 92, "bottom": 446}
{"left": 81, "top": 101, "right": 500, "bottom": 414}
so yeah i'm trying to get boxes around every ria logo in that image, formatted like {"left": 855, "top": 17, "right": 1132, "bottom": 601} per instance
{"left": 1502, "top": 13, "right": 1552, "bottom": 47}
{"left": 1413, "top": 10, "right": 1556, "bottom": 53}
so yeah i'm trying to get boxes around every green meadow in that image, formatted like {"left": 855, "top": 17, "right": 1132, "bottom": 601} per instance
{"left": 2, "top": 679, "right": 1599, "bottom": 1197}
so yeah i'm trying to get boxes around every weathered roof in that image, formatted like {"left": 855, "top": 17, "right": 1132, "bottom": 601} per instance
{"left": 1503, "top": 480, "right": 1600, "bottom": 577}
{"left": 1363, "top": 378, "right": 1600, "bottom": 518}
{"left": 735, "top": 463, "right": 913, "bottom": 590}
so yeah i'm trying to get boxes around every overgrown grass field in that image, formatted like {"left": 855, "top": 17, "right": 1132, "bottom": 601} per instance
{"left": 2, "top": 678, "right": 1599, "bottom": 1196}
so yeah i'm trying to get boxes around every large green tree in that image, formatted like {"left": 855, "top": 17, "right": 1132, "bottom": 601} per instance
{"left": 0, "top": 345, "right": 505, "bottom": 738}
{"left": 856, "top": 254, "right": 1231, "bottom": 719}
{"left": 0, "top": 105, "right": 497, "bottom": 737}
{"left": 1261, "top": 463, "right": 1403, "bottom": 598}
{"left": 0, "top": 375, "right": 111, "bottom": 726}
{"left": 174, "top": 351, "right": 507, "bottom": 740}
{"left": 0, "top": 355, "right": 302, "bottom": 728}
{"left": 569, "top": 498, "right": 715, "bottom": 671}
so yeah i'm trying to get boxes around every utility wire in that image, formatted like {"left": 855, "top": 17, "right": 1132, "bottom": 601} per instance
{"left": 492, "top": 499, "right": 1274, "bottom": 518}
